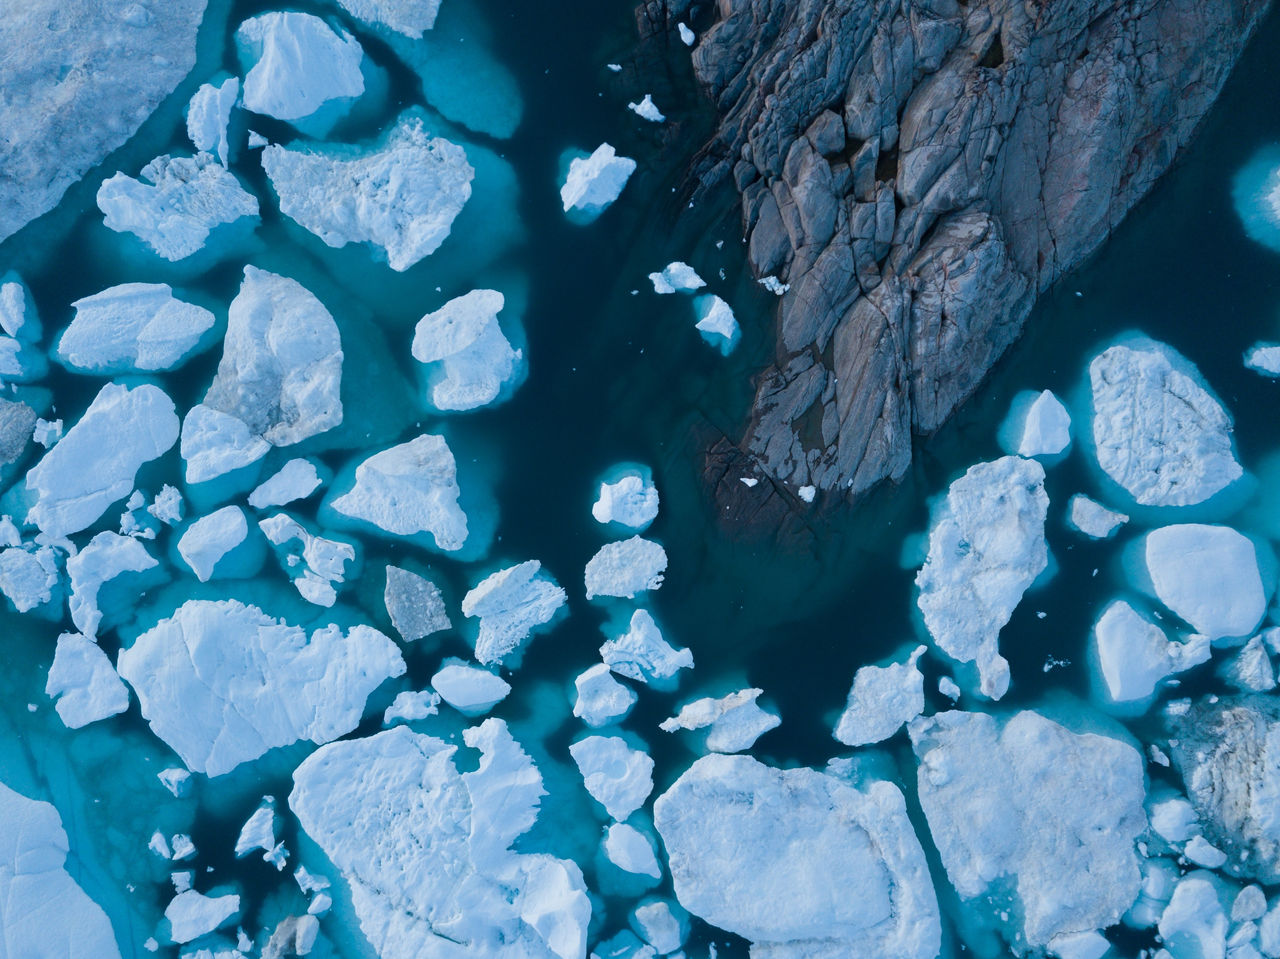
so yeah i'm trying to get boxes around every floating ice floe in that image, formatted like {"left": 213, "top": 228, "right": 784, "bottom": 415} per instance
{"left": 561, "top": 144, "right": 636, "bottom": 217}
{"left": 259, "top": 513, "right": 355, "bottom": 607}
{"left": 383, "top": 690, "right": 440, "bottom": 726}
{"left": 654, "top": 753, "right": 939, "bottom": 958}
{"left": 329, "top": 435, "right": 468, "bottom": 550}
{"left": 165, "top": 888, "right": 240, "bottom": 944}
{"left": 1000, "top": 389, "right": 1071, "bottom": 458}
{"left": 178, "top": 506, "right": 253, "bottom": 582}
{"left": 180, "top": 405, "right": 270, "bottom": 486}
{"left": 67, "top": 531, "right": 159, "bottom": 637}
{"left": 462, "top": 560, "right": 566, "bottom": 665}
{"left": 648, "top": 262, "right": 705, "bottom": 295}
{"left": 410, "top": 289, "right": 522, "bottom": 410}
{"left": 628, "top": 95, "right": 666, "bottom": 123}
{"left": 336, "top": 0, "right": 441, "bottom": 36}
{"left": 431, "top": 661, "right": 511, "bottom": 716}
{"left": 1245, "top": 342, "right": 1280, "bottom": 378}
{"left": 660, "top": 688, "right": 780, "bottom": 753}
{"left": 909, "top": 709, "right": 1145, "bottom": 950}
{"left": 0, "top": 274, "right": 45, "bottom": 383}
{"left": 600, "top": 609, "right": 693, "bottom": 685}
{"left": 236, "top": 13, "right": 364, "bottom": 128}
{"left": 1221, "top": 634, "right": 1277, "bottom": 692}
{"left": 249, "top": 458, "right": 324, "bottom": 510}
{"left": 574, "top": 664, "right": 638, "bottom": 728}
{"left": 16, "top": 382, "right": 179, "bottom": 538}
{"left": 97, "top": 153, "right": 258, "bottom": 261}
{"left": 0, "top": 781, "right": 122, "bottom": 958}
{"left": 289, "top": 721, "right": 590, "bottom": 959}
{"left": 1089, "top": 339, "right": 1242, "bottom": 506}
{"left": 585, "top": 536, "right": 667, "bottom": 600}
{"left": 117, "top": 599, "right": 405, "bottom": 776}
{"left": 149, "top": 486, "right": 184, "bottom": 526}
{"left": 631, "top": 899, "right": 687, "bottom": 954}
{"left": 263, "top": 113, "right": 475, "bottom": 271}
{"left": 570, "top": 735, "right": 654, "bottom": 821}
{"left": 1067, "top": 494, "right": 1128, "bottom": 540}
{"left": 915, "top": 456, "right": 1048, "bottom": 700}
{"left": 384, "top": 565, "right": 450, "bottom": 641}
{"left": 1233, "top": 146, "right": 1280, "bottom": 255}
{"left": 1091, "top": 599, "right": 1210, "bottom": 704}
{"left": 56, "top": 283, "right": 217, "bottom": 374}
{"left": 592, "top": 467, "right": 659, "bottom": 531}
{"left": 186, "top": 77, "right": 238, "bottom": 167}
{"left": 204, "top": 267, "right": 343, "bottom": 447}
{"left": 603, "top": 823, "right": 663, "bottom": 881}
{"left": 693, "top": 294, "right": 739, "bottom": 355}
{"left": 0, "top": 544, "right": 59, "bottom": 613}
{"left": 45, "top": 632, "right": 130, "bottom": 729}
{"left": 677, "top": 23, "right": 695, "bottom": 45}
{"left": 834, "top": 646, "right": 925, "bottom": 746}
{"left": 235, "top": 798, "right": 284, "bottom": 868}
{"left": 1141, "top": 524, "right": 1266, "bottom": 640}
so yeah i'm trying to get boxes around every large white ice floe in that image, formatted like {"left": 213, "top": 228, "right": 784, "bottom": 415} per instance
{"left": 591, "top": 468, "right": 659, "bottom": 531}
{"left": 462, "top": 560, "right": 567, "bottom": 664}
{"left": 263, "top": 113, "right": 474, "bottom": 271}
{"left": 600, "top": 609, "right": 693, "bottom": 685}
{"left": 0, "top": 780, "right": 122, "bottom": 958}
{"left": 1088, "top": 339, "right": 1242, "bottom": 506}
{"left": 45, "top": 632, "right": 130, "bottom": 729}
{"left": 337, "top": 0, "right": 441, "bottom": 36}
{"left": 570, "top": 735, "right": 655, "bottom": 821}
{"left": 660, "top": 688, "right": 780, "bottom": 753}
{"left": 654, "top": 753, "right": 940, "bottom": 959}
{"left": 915, "top": 456, "right": 1048, "bottom": 700}
{"left": 204, "top": 267, "right": 343, "bottom": 446}
{"left": 236, "top": 12, "right": 365, "bottom": 126}
{"left": 431, "top": 662, "right": 511, "bottom": 716}
{"left": 561, "top": 144, "right": 636, "bottom": 217}
{"left": 384, "top": 565, "right": 450, "bottom": 641}
{"left": 116, "top": 599, "right": 405, "bottom": 777}
{"left": 411, "top": 289, "right": 522, "bottom": 410}
{"left": 180, "top": 404, "right": 270, "bottom": 485}
{"left": 329, "top": 434, "right": 468, "bottom": 549}
{"left": 67, "top": 531, "right": 158, "bottom": 637}
{"left": 289, "top": 721, "right": 591, "bottom": 959}
{"left": 18, "top": 382, "right": 179, "bottom": 538}
{"left": 574, "top": 664, "right": 638, "bottom": 728}
{"left": 186, "top": 77, "right": 238, "bottom": 167}
{"left": 97, "top": 153, "right": 259, "bottom": 261}
{"left": 585, "top": 536, "right": 667, "bottom": 600}
{"left": 834, "top": 646, "right": 926, "bottom": 746}
{"left": 55, "top": 283, "right": 216, "bottom": 374}
{"left": 1092, "top": 599, "right": 1211, "bottom": 704}
{"left": 1141, "top": 524, "right": 1267, "bottom": 640}
{"left": 908, "top": 709, "right": 1146, "bottom": 949}
{"left": 1067, "top": 494, "right": 1128, "bottom": 540}
{"left": 259, "top": 513, "right": 355, "bottom": 607}
{"left": 177, "top": 506, "right": 251, "bottom": 582}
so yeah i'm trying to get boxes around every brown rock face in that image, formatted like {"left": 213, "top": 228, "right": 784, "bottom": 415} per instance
{"left": 645, "top": 0, "right": 1270, "bottom": 521}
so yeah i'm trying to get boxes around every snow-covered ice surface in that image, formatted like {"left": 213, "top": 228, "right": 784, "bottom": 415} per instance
{"left": 186, "top": 77, "right": 238, "bottom": 167}
{"left": 1141, "top": 524, "right": 1268, "bottom": 640}
{"left": 833, "top": 646, "right": 925, "bottom": 746}
{"left": 659, "top": 688, "right": 780, "bottom": 753}
{"left": 411, "top": 288, "right": 523, "bottom": 409}
{"left": 561, "top": 144, "right": 636, "bottom": 217}
{"left": 236, "top": 12, "right": 365, "bottom": 128}
{"left": 56, "top": 283, "right": 216, "bottom": 374}
{"left": 462, "top": 560, "right": 566, "bottom": 664}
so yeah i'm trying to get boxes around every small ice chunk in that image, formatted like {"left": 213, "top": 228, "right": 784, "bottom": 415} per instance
{"left": 1184, "top": 835, "right": 1229, "bottom": 869}
{"left": 178, "top": 506, "right": 249, "bottom": 582}
{"left": 56, "top": 283, "right": 216, "bottom": 373}
{"left": 159, "top": 768, "right": 191, "bottom": 798}
{"left": 797, "top": 484, "right": 816, "bottom": 503}
{"left": 1007, "top": 389, "right": 1072, "bottom": 458}
{"left": 259, "top": 513, "right": 354, "bottom": 607}
{"left": 45, "top": 633, "right": 130, "bottom": 729}
{"left": 411, "top": 289, "right": 522, "bottom": 409}
{"left": 249, "top": 458, "right": 324, "bottom": 510}
{"left": 148, "top": 485, "right": 184, "bottom": 526}
{"left": 585, "top": 536, "right": 667, "bottom": 599}
{"left": 570, "top": 735, "right": 654, "bottom": 821}
{"left": 1143, "top": 525, "right": 1266, "bottom": 640}
{"left": 431, "top": 662, "right": 511, "bottom": 716}
{"left": 600, "top": 610, "right": 693, "bottom": 684}
{"left": 677, "top": 23, "right": 695, "bottom": 45}
{"left": 1235, "top": 886, "right": 1268, "bottom": 923}
{"left": 592, "top": 468, "right": 660, "bottom": 530}
{"left": 627, "top": 95, "right": 665, "bottom": 122}
{"left": 693, "top": 294, "right": 739, "bottom": 355}
{"left": 938, "top": 676, "right": 961, "bottom": 701}
{"left": 186, "top": 77, "right": 239, "bottom": 166}
{"left": 659, "top": 688, "right": 780, "bottom": 753}
{"left": 1047, "top": 931, "right": 1111, "bottom": 959}
{"left": 574, "top": 664, "right": 638, "bottom": 728}
{"left": 248, "top": 130, "right": 268, "bottom": 149}
{"left": 739, "top": 476, "right": 758, "bottom": 488}
{"left": 0, "top": 545, "right": 59, "bottom": 613}
{"left": 0, "top": 274, "right": 41, "bottom": 341}
{"left": 32, "top": 418, "right": 62, "bottom": 448}
{"left": 67, "top": 531, "right": 158, "bottom": 637}
{"left": 606, "top": 63, "right": 623, "bottom": 72}
{"left": 462, "top": 561, "right": 566, "bottom": 664}
{"left": 631, "top": 900, "right": 687, "bottom": 954}
{"left": 165, "top": 889, "right": 241, "bottom": 944}
{"left": 604, "top": 823, "right": 662, "bottom": 880}
{"left": 1149, "top": 794, "right": 1199, "bottom": 844}
{"left": 234, "top": 799, "right": 277, "bottom": 860}
{"left": 1245, "top": 342, "right": 1280, "bottom": 378}
{"left": 180, "top": 405, "right": 270, "bottom": 485}
{"left": 759, "top": 275, "right": 789, "bottom": 295}
{"left": 648, "top": 262, "right": 705, "bottom": 295}
{"left": 236, "top": 13, "right": 364, "bottom": 124}
{"left": 1092, "top": 599, "right": 1211, "bottom": 703}
{"left": 294, "top": 867, "right": 329, "bottom": 895}
{"left": 329, "top": 434, "right": 467, "bottom": 550}
{"left": 1158, "top": 875, "right": 1227, "bottom": 959}
{"left": 96, "top": 153, "right": 258, "bottom": 260}
{"left": 1223, "top": 635, "right": 1277, "bottom": 692}
{"left": 1067, "top": 494, "right": 1128, "bottom": 540}
{"left": 148, "top": 832, "right": 171, "bottom": 860}
{"left": 336, "top": 0, "right": 441, "bottom": 36}
{"left": 384, "top": 565, "right": 450, "bottom": 641}
{"left": 383, "top": 690, "right": 441, "bottom": 725}
{"left": 834, "top": 646, "right": 926, "bottom": 746}
{"left": 561, "top": 144, "right": 636, "bottom": 216}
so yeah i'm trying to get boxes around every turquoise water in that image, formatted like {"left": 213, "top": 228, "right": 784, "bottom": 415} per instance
{"left": 3, "top": 0, "right": 1280, "bottom": 955}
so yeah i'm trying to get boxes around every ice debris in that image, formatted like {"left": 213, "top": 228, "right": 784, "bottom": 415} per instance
{"left": 585, "top": 536, "right": 667, "bottom": 600}
{"left": 693, "top": 294, "right": 739, "bottom": 355}
{"left": 600, "top": 610, "right": 693, "bottom": 685}
{"left": 165, "top": 889, "right": 240, "bottom": 944}
{"left": 1245, "top": 342, "right": 1280, "bottom": 377}
{"left": 1005, "top": 389, "right": 1072, "bottom": 458}
{"left": 462, "top": 560, "right": 566, "bottom": 664}
{"left": 56, "top": 283, "right": 216, "bottom": 374}
{"left": 628, "top": 95, "right": 665, "bottom": 122}
{"left": 383, "top": 690, "right": 440, "bottom": 725}
{"left": 410, "top": 289, "right": 522, "bottom": 410}
{"left": 336, "top": 0, "right": 441, "bottom": 36}
{"left": 180, "top": 405, "right": 270, "bottom": 485}
{"left": 648, "top": 262, "right": 704, "bottom": 295}
{"left": 660, "top": 687, "right": 780, "bottom": 753}
{"left": 603, "top": 823, "right": 662, "bottom": 881}
{"left": 67, "top": 531, "right": 158, "bottom": 637}
{"left": 177, "top": 506, "right": 250, "bottom": 582}
{"left": 259, "top": 513, "right": 355, "bottom": 607}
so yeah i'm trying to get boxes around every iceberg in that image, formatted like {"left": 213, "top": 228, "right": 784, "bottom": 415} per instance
{"left": 0, "top": 545, "right": 60, "bottom": 613}
{"left": 1092, "top": 599, "right": 1211, "bottom": 703}
{"left": 234, "top": 799, "right": 279, "bottom": 862}
{"left": 0, "top": 275, "right": 46, "bottom": 383}
{"left": 411, "top": 289, "right": 522, "bottom": 410}
{"left": 1002, "top": 389, "right": 1072, "bottom": 458}
{"left": 693, "top": 295, "right": 740, "bottom": 355}
{"left": 573, "top": 664, "right": 638, "bottom": 728}
{"left": 631, "top": 900, "right": 687, "bottom": 955}
{"left": 249, "top": 458, "right": 324, "bottom": 510}
{"left": 1158, "top": 874, "right": 1228, "bottom": 959}
{"left": 236, "top": 13, "right": 364, "bottom": 126}
{"left": 45, "top": 633, "right": 130, "bottom": 730}
{"left": 289, "top": 721, "right": 590, "bottom": 959}
{"left": 462, "top": 560, "right": 567, "bottom": 664}
{"left": 384, "top": 565, "right": 450, "bottom": 641}
{"left": 204, "top": 267, "right": 343, "bottom": 447}
{"left": 20, "top": 382, "right": 179, "bottom": 538}
{"left": 383, "top": 690, "right": 440, "bottom": 726}
{"left": 1233, "top": 147, "right": 1280, "bottom": 255}
{"left": 648, "top": 262, "right": 705, "bottom": 295}
{"left": 833, "top": 646, "right": 926, "bottom": 746}
{"left": 561, "top": 144, "right": 636, "bottom": 217}
{"left": 915, "top": 456, "right": 1048, "bottom": 700}
{"left": 66, "top": 531, "right": 159, "bottom": 637}
{"left": 1067, "top": 494, "right": 1128, "bottom": 540}
{"left": 654, "top": 754, "right": 940, "bottom": 959}
{"left": 603, "top": 823, "right": 662, "bottom": 881}
{"left": 1245, "top": 342, "right": 1280, "bottom": 378}
{"left": 600, "top": 609, "right": 693, "bottom": 685}
{"left": 180, "top": 405, "right": 270, "bottom": 486}
{"left": 569, "top": 735, "right": 655, "bottom": 821}
{"left": 186, "top": 77, "right": 238, "bottom": 167}
{"left": 116, "top": 599, "right": 405, "bottom": 776}
{"left": 1141, "top": 524, "right": 1267, "bottom": 640}
{"left": 659, "top": 688, "right": 780, "bottom": 753}
{"left": 165, "top": 889, "right": 240, "bottom": 944}
{"left": 909, "top": 709, "right": 1145, "bottom": 949}
{"left": 259, "top": 513, "right": 355, "bottom": 607}
{"left": 177, "top": 506, "right": 252, "bottom": 583}
{"left": 96, "top": 153, "right": 259, "bottom": 261}
{"left": 1222, "top": 634, "right": 1277, "bottom": 692}
{"left": 56, "top": 283, "right": 216, "bottom": 374}
{"left": 592, "top": 468, "right": 659, "bottom": 531}
{"left": 585, "top": 536, "right": 668, "bottom": 600}
{"left": 263, "top": 113, "right": 475, "bottom": 271}
{"left": 336, "top": 0, "right": 441, "bottom": 36}
{"left": 1088, "top": 339, "right": 1242, "bottom": 506}
{"left": 627, "top": 95, "right": 666, "bottom": 123}
{"left": 431, "top": 662, "right": 511, "bottom": 716}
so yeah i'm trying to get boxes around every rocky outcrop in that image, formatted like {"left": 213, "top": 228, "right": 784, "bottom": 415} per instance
{"left": 644, "top": 0, "right": 1270, "bottom": 520}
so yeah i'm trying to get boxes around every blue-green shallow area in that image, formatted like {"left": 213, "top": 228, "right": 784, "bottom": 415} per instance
{"left": 2, "top": 0, "right": 1280, "bottom": 955}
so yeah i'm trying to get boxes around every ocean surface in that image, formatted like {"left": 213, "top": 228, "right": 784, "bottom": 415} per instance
{"left": 3, "top": 0, "right": 1280, "bottom": 955}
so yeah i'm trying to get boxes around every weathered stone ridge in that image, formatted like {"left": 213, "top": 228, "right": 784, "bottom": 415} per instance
{"left": 647, "top": 0, "right": 1271, "bottom": 516}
